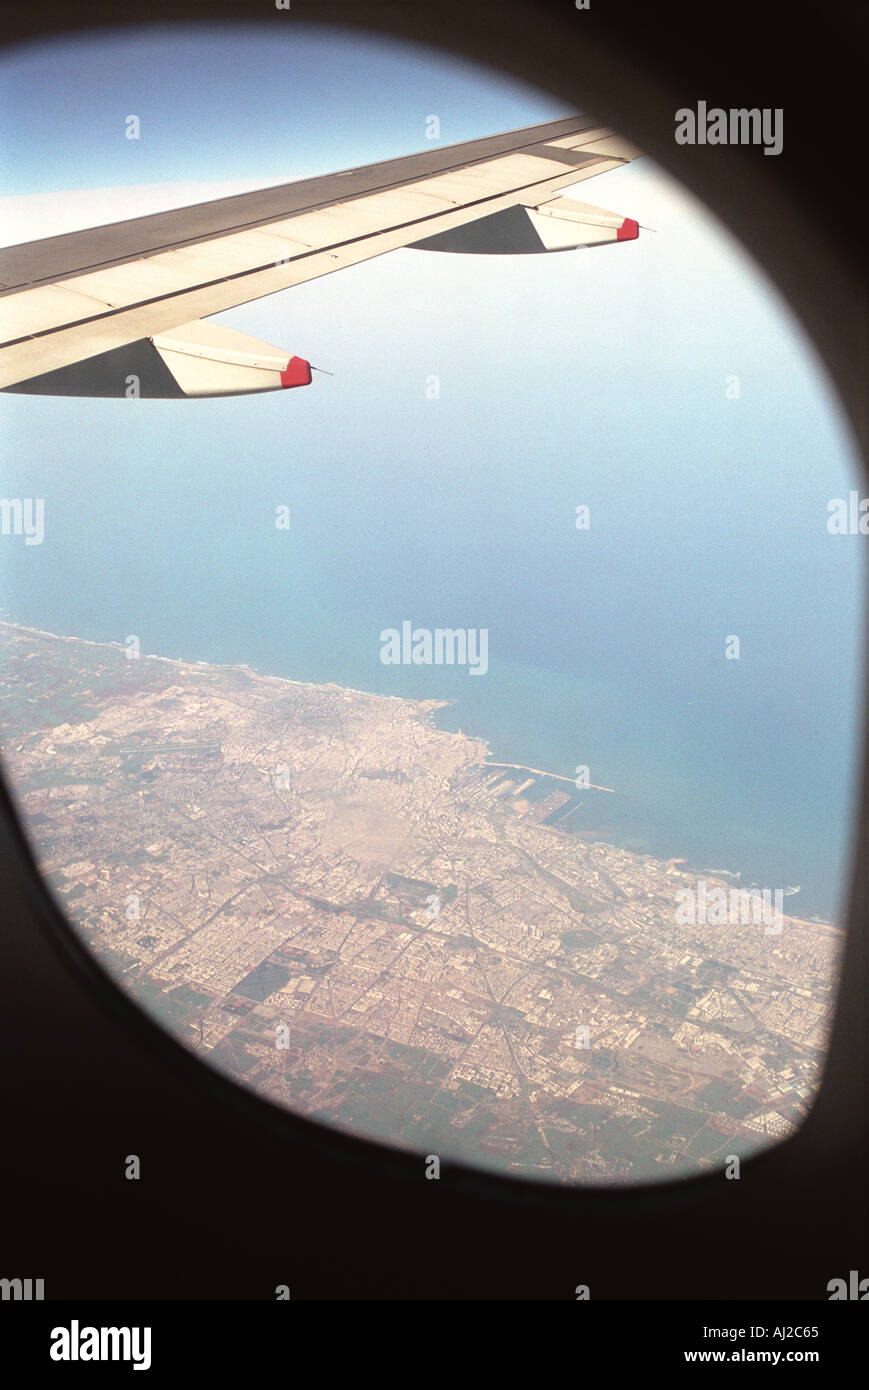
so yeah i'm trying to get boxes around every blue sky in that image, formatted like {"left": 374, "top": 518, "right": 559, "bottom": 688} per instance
{"left": 0, "top": 23, "right": 562, "bottom": 194}
{"left": 0, "top": 21, "right": 864, "bottom": 920}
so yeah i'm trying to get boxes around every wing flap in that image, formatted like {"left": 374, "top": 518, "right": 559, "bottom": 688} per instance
{"left": 410, "top": 196, "right": 639, "bottom": 254}
{"left": 2, "top": 319, "right": 311, "bottom": 398}
{"left": 527, "top": 196, "right": 639, "bottom": 248}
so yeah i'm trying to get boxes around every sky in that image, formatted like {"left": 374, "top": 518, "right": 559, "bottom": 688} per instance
{"left": 0, "top": 21, "right": 865, "bottom": 922}
{"left": 0, "top": 23, "right": 564, "bottom": 195}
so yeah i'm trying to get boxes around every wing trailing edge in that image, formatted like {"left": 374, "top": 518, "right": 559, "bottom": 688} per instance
{"left": 2, "top": 320, "right": 311, "bottom": 399}
{"left": 409, "top": 196, "right": 639, "bottom": 254}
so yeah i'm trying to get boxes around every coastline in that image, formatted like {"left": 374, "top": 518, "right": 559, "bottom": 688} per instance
{"left": 0, "top": 617, "right": 838, "bottom": 930}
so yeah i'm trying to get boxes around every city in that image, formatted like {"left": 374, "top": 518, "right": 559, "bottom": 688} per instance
{"left": 0, "top": 620, "right": 839, "bottom": 1184}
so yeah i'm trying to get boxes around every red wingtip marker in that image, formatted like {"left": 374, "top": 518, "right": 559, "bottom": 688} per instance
{"left": 280, "top": 356, "right": 313, "bottom": 388}
{"left": 617, "top": 217, "right": 640, "bottom": 242}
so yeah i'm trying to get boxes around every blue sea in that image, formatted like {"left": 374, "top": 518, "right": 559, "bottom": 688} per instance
{"left": 0, "top": 331, "right": 864, "bottom": 925}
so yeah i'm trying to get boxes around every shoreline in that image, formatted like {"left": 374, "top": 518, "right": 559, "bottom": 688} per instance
{"left": 0, "top": 617, "right": 839, "bottom": 930}
{"left": 0, "top": 617, "right": 455, "bottom": 711}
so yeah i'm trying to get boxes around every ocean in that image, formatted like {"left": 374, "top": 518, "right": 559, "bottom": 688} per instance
{"left": 0, "top": 371, "right": 863, "bottom": 925}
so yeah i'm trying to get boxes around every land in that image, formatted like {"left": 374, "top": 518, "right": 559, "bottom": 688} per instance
{"left": 0, "top": 620, "right": 840, "bottom": 1184}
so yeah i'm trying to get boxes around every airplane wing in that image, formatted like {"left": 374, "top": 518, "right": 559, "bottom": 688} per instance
{"left": 0, "top": 115, "right": 642, "bottom": 399}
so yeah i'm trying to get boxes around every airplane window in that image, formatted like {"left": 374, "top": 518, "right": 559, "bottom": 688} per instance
{"left": 0, "top": 22, "right": 862, "bottom": 1185}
